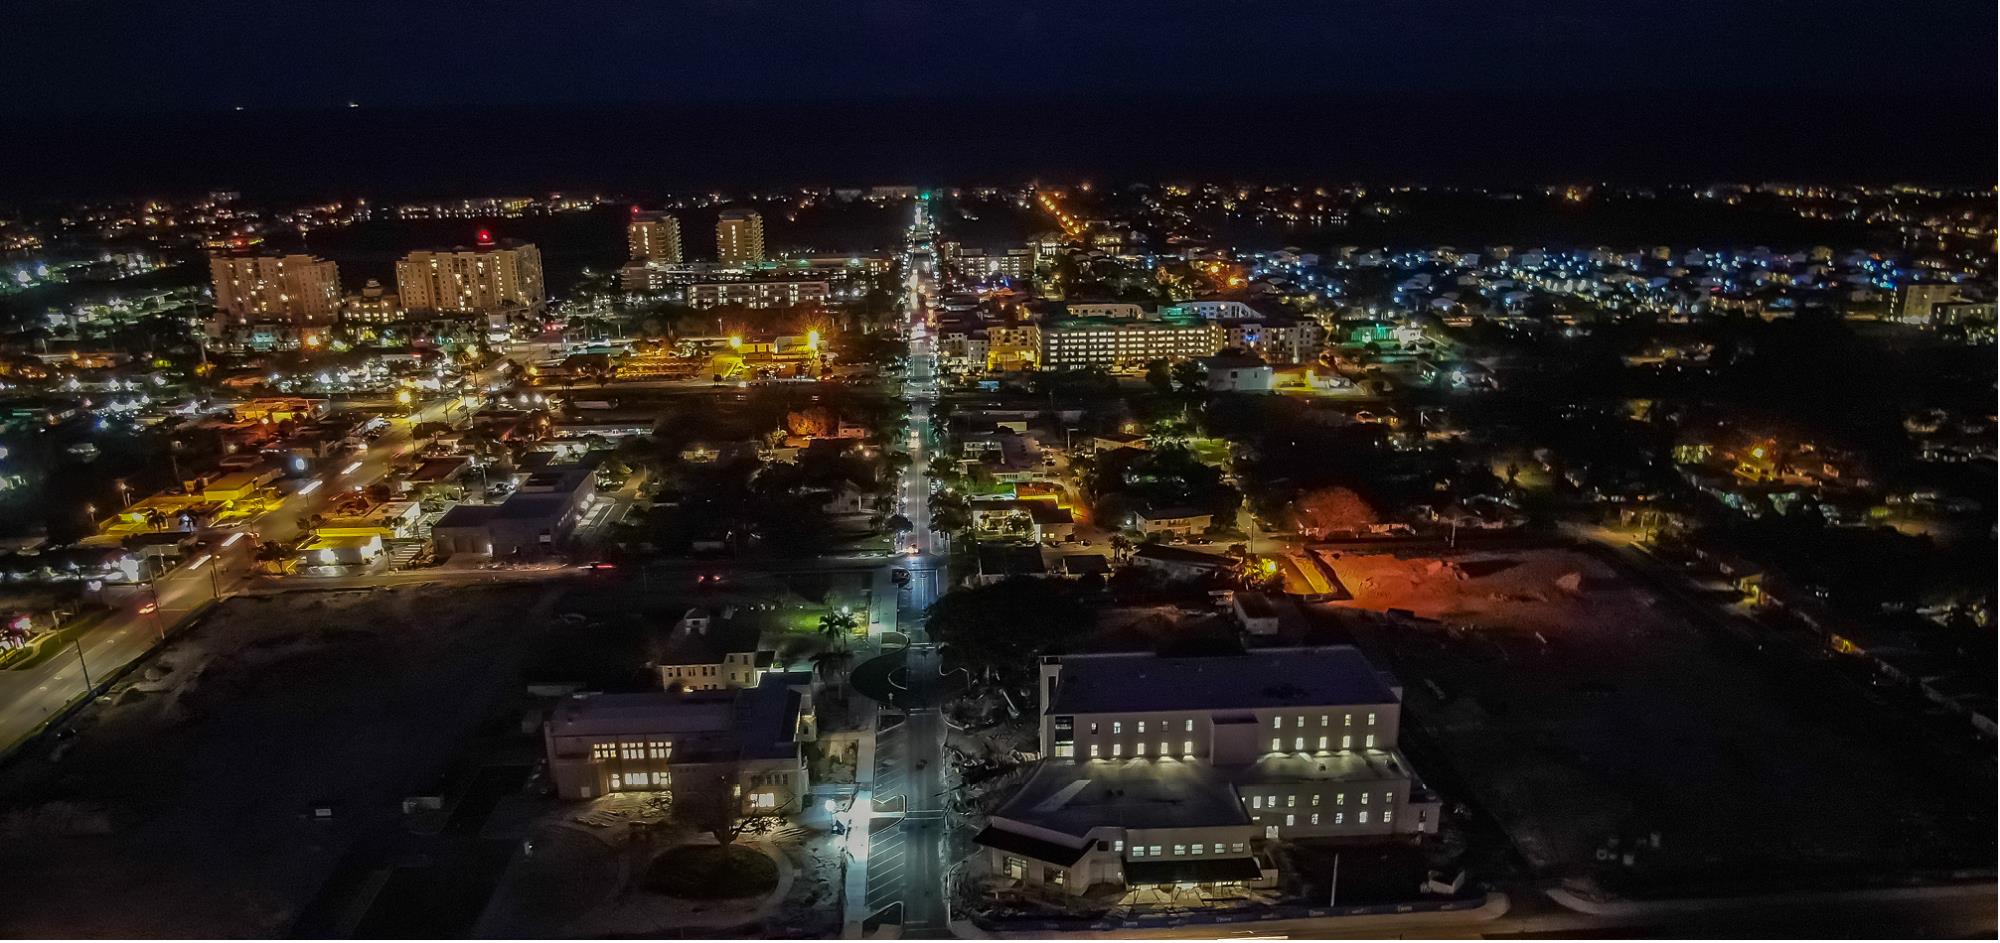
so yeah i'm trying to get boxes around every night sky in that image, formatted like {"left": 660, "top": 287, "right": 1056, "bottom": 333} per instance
{"left": 4, "top": 0, "right": 1995, "bottom": 194}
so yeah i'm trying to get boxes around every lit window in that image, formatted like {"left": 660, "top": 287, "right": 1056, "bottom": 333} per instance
{"left": 1252, "top": 795, "right": 1263, "bottom": 809}
{"left": 1361, "top": 792, "right": 1369, "bottom": 805}
{"left": 1311, "top": 813, "right": 1320, "bottom": 825}
{"left": 1090, "top": 744, "right": 1101, "bottom": 758}
{"left": 1365, "top": 734, "right": 1376, "bottom": 748}
{"left": 1294, "top": 737, "right": 1304, "bottom": 751}
{"left": 1111, "top": 743, "right": 1122, "bottom": 757}
{"left": 1320, "top": 715, "right": 1329, "bottom": 727}
{"left": 1137, "top": 721, "right": 1146, "bottom": 734}
{"left": 1112, "top": 721, "right": 1122, "bottom": 734}
{"left": 1367, "top": 712, "right": 1377, "bottom": 725}
{"left": 1335, "top": 812, "right": 1345, "bottom": 824}
{"left": 1359, "top": 811, "right": 1369, "bottom": 824}
{"left": 1285, "top": 814, "right": 1295, "bottom": 826}
{"left": 1312, "top": 794, "right": 1321, "bottom": 806}
{"left": 1344, "top": 714, "right": 1353, "bottom": 727}
{"left": 1114, "top": 839, "right": 1124, "bottom": 852}
{"left": 1150, "top": 845, "right": 1161, "bottom": 857}
{"left": 1286, "top": 795, "right": 1296, "bottom": 808}
{"left": 1384, "top": 808, "right": 1394, "bottom": 824}
{"left": 1270, "top": 738, "right": 1281, "bottom": 752}
{"left": 1089, "top": 722, "right": 1099, "bottom": 734}
{"left": 591, "top": 744, "right": 617, "bottom": 760}
{"left": 1182, "top": 740, "right": 1194, "bottom": 756}
{"left": 1341, "top": 735, "right": 1352, "bottom": 750}
{"left": 1192, "top": 843, "right": 1205, "bottom": 855}
{"left": 1317, "top": 735, "right": 1328, "bottom": 751}
{"left": 1271, "top": 717, "right": 1282, "bottom": 730}
{"left": 1130, "top": 845, "right": 1143, "bottom": 858}
{"left": 1184, "top": 719, "right": 1194, "bottom": 732}
{"left": 1231, "top": 842, "right": 1245, "bottom": 853}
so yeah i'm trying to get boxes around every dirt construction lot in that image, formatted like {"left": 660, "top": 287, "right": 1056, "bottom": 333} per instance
{"left": 0, "top": 583, "right": 561, "bottom": 937}
{"left": 1327, "top": 548, "right": 1996, "bottom": 896}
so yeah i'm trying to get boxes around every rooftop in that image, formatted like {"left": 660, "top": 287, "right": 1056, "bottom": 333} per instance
{"left": 990, "top": 758, "right": 1251, "bottom": 838}
{"left": 1046, "top": 647, "right": 1399, "bottom": 715}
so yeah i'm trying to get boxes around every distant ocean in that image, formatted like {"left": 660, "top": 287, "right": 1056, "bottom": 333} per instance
{"left": 5, "top": 92, "right": 1992, "bottom": 203}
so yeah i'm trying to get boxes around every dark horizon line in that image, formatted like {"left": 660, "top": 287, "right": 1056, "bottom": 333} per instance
{"left": 12, "top": 85, "right": 1994, "bottom": 122}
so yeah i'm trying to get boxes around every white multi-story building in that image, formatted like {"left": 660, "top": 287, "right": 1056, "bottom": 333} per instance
{"left": 394, "top": 236, "right": 546, "bottom": 315}
{"left": 687, "top": 280, "right": 829, "bottom": 310}
{"left": 208, "top": 252, "right": 341, "bottom": 326}
{"left": 1040, "top": 317, "right": 1221, "bottom": 370}
{"left": 975, "top": 647, "right": 1439, "bottom": 896}
{"left": 542, "top": 672, "right": 816, "bottom": 812}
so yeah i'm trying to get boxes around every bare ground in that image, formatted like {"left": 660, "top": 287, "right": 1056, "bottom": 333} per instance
{"left": 1326, "top": 549, "right": 1996, "bottom": 894}
{"left": 0, "top": 583, "right": 561, "bottom": 937}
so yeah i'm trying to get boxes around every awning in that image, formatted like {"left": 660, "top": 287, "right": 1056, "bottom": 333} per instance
{"left": 1123, "top": 856, "right": 1264, "bottom": 886}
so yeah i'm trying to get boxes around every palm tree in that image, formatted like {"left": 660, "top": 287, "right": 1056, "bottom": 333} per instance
{"left": 817, "top": 609, "right": 859, "bottom": 652}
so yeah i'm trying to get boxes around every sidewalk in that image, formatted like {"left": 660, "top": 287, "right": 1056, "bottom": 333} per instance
{"left": 837, "top": 785, "right": 876, "bottom": 939}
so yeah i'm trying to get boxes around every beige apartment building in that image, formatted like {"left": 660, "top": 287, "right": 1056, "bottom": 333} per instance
{"left": 716, "top": 208, "right": 766, "bottom": 264}
{"left": 209, "top": 252, "right": 341, "bottom": 326}
{"left": 394, "top": 238, "right": 545, "bottom": 315}
{"left": 629, "top": 211, "right": 683, "bottom": 262}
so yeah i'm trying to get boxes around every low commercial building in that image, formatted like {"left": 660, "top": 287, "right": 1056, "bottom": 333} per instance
{"left": 1132, "top": 506, "right": 1213, "bottom": 538}
{"left": 1128, "top": 544, "right": 1232, "bottom": 580}
{"left": 431, "top": 465, "right": 598, "bottom": 558}
{"left": 1202, "top": 352, "right": 1273, "bottom": 392}
{"left": 543, "top": 671, "right": 816, "bottom": 811}
{"left": 975, "top": 648, "right": 1439, "bottom": 897}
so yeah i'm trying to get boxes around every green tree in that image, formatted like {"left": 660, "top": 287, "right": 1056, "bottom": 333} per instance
{"left": 924, "top": 578, "right": 1091, "bottom": 686}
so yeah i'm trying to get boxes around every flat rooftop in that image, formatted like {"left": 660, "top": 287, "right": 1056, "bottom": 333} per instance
{"left": 991, "top": 758, "right": 1251, "bottom": 838}
{"left": 1046, "top": 647, "right": 1399, "bottom": 715}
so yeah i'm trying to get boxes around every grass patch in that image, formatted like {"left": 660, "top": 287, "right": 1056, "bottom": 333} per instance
{"left": 643, "top": 843, "right": 778, "bottom": 899}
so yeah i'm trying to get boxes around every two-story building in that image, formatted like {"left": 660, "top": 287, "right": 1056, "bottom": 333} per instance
{"left": 656, "top": 608, "right": 775, "bottom": 691}
{"left": 1131, "top": 506, "right": 1214, "bottom": 538}
{"left": 975, "top": 648, "right": 1439, "bottom": 897}
{"left": 543, "top": 671, "right": 816, "bottom": 812}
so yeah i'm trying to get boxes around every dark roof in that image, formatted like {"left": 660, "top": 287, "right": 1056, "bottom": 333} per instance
{"left": 1046, "top": 647, "right": 1399, "bottom": 715}
{"left": 1124, "top": 856, "right": 1264, "bottom": 886}
{"left": 739, "top": 672, "right": 812, "bottom": 761}
{"left": 1130, "top": 544, "right": 1230, "bottom": 569}
{"left": 977, "top": 543, "right": 1047, "bottom": 578}
{"left": 972, "top": 825, "right": 1089, "bottom": 867}
{"left": 990, "top": 759, "right": 1250, "bottom": 837}
{"left": 1061, "top": 554, "right": 1109, "bottom": 576}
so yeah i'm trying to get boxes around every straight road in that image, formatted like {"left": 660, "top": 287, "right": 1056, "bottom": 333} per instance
{"left": 862, "top": 198, "right": 957, "bottom": 936}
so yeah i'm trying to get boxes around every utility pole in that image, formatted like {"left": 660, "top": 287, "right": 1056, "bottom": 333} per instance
{"left": 72, "top": 638, "right": 94, "bottom": 693}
